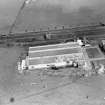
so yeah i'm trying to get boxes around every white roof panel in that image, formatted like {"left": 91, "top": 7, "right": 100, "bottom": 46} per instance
{"left": 29, "top": 42, "right": 80, "bottom": 52}
{"left": 29, "top": 47, "right": 81, "bottom": 58}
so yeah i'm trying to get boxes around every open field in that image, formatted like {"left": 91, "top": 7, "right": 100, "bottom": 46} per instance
{"left": 0, "top": 47, "right": 105, "bottom": 105}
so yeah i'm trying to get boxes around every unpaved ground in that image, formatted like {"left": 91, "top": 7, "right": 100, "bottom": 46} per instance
{"left": 0, "top": 47, "right": 105, "bottom": 105}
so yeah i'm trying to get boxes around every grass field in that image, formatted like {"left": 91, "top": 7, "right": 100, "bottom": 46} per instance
{"left": 86, "top": 47, "right": 103, "bottom": 59}
{"left": 0, "top": 47, "right": 105, "bottom": 105}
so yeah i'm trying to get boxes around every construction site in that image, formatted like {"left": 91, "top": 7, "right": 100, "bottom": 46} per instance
{"left": 1, "top": 0, "right": 105, "bottom": 105}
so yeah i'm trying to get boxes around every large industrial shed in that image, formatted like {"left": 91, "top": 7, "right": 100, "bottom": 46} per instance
{"left": 23, "top": 42, "right": 92, "bottom": 71}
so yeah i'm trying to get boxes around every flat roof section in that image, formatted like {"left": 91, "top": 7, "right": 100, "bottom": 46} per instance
{"left": 29, "top": 47, "right": 81, "bottom": 58}
{"left": 29, "top": 42, "right": 80, "bottom": 52}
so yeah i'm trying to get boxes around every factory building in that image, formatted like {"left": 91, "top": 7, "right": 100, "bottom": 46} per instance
{"left": 18, "top": 41, "right": 92, "bottom": 72}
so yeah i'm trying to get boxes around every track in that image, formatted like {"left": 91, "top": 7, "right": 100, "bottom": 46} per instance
{"left": 0, "top": 25, "right": 105, "bottom": 46}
